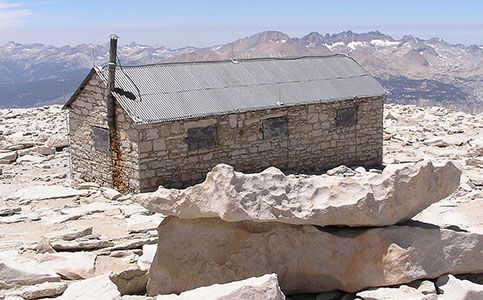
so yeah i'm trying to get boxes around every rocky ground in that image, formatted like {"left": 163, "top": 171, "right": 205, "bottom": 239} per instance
{"left": 0, "top": 104, "right": 482, "bottom": 300}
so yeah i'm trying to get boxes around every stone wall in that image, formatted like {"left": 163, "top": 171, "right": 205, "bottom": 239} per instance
{"left": 69, "top": 73, "right": 383, "bottom": 194}
{"left": 67, "top": 72, "right": 140, "bottom": 192}
{"left": 114, "top": 103, "right": 140, "bottom": 192}
{"left": 137, "top": 96, "right": 384, "bottom": 192}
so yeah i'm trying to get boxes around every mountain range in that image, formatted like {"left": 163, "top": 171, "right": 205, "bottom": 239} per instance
{"left": 1, "top": 30, "right": 482, "bottom": 112}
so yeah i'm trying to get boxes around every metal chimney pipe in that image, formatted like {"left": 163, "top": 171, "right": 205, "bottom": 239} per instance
{"left": 107, "top": 34, "right": 119, "bottom": 131}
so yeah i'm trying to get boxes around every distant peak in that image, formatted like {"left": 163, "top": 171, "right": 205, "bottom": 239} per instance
{"left": 3, "top": 41, "right": 21, "bottom": 47}
{"left": 250, "top": 31, "right": 290, "bottom": 40}
{"left": 401, "top": 34, "right": 416, "bottom": 42}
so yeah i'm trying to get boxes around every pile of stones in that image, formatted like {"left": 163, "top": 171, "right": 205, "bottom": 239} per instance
{"left": 136, "top": 159, "right": 483, "bottom": 299}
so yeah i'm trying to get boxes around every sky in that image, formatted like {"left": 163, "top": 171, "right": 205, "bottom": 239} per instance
{"left": 0, "top": 0, "right": 482, "bottom": 48}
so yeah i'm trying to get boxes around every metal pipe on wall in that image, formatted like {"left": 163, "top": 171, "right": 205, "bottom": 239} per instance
{"left": 107, "top": 34, "right": 118, "bottom": 131}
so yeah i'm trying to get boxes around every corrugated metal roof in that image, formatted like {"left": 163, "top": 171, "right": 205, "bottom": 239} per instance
{"left": 95, "top": 55, "right": 385, "bottom": 124}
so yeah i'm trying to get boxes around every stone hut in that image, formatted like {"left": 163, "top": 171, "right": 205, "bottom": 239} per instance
{"left": 64, "top": 45, "right": 385, "bottom": 193}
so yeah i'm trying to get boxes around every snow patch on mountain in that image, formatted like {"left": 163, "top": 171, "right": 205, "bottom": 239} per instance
{"left": 370, "top": 39, "right": 400, "bottom": 47}
{"left": 347, "top": 41, "right": 366, "bottom": 50}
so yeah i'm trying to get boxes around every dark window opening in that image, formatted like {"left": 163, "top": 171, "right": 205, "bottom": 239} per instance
{"left": 262, "top": 117, "right": 288, "bottom": 140}
{"left": 337, "top": 106, "right": 357, "bottom": 127}
{"left": 92, "top": 126, "right": 110, "bottom": 151}
{"left": 186, "top": 125, "right": 216, "bottom": 150}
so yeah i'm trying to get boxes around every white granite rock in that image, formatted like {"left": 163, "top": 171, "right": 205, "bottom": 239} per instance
{"left": 110, "top": 268, "right": 148, "bottom": 296}
{"left": 43, "top": 227, "right": 93, "bottom": 241}
{"left": 0, "top": 207, "right": 21, "bottom": 216}
{"left": 156, "top": 273, "right": 285, "bottom": 300}
{"left": 436, "top": 274, "right": 483, "bottom": 300}
{"left": 57, "top": 274, "right": 121, "bottom": 300}
{"left": 0, "top": 151, "right": 17, "bottom": 164}
{"left": 127, "top": 214, "right": 164, "bottom": 233}
{"left": 37, "top": 252, "right": 96, "bottom": 280}
{"left": 102, "top": 187, "right": 122, "bottom": 201}
{"left": 147, "top": 217, "right": 483, "bottom": 295}
{"left": 138, "top": 160, "right": 461, "bottom": 227}
{"left": 137, "top": 244, "right": 157, "bottom": 271}
{"left": 36, "top": 237, "right": 55, "bottom": 254}
{"left": 0, "top": 254, "right": 60, "bottom": 285}
{"left": 7, "top": 282, "right": 67, "bottom": 300}
{"left": 357, "top": 285, "right": 436, "bottom": 300}
{"left": 414, "top": 280, "right": 437, "bottom": 295}
{"left": 78, "top": 182, "right": 100, "bottom": 189}
{"left": 11, "top": 185, "right": 88, "bottom": 201}
{"left": 50, "top": 239, "right": 114, "bottom": 251}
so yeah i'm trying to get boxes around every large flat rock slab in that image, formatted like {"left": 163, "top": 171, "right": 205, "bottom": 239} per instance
{"left": 138, "top": 160, "right": 461, "bottom": 227}
{"left": 11, "top": 185, "right": 88, "bottom": 201}
{"left": 156, "top": 273, "right": 285, "bottom": 300}
{"left": 37, "top": 252, "right": 96, "bottom": 280}
{"left": 57, "top": 274, "right": 121, "bottom": 300}
{"left": 0, "top": 251, "right": 61, "bottom": 286}
{"left": 147, "top": 217, "right": 483, "bottom": 295}
{"left": 1, "top": 184, "right": 89, "bottom": 202}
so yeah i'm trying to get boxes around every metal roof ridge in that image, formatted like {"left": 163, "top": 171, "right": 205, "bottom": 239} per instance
{"left": 101, "top": 54, "right": 349, "bottom": 69}
{"left": 115, "top": 73, "right": 373, "bottom": 97}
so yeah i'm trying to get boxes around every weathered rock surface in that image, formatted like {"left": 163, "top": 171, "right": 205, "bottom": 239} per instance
{"left": 110, "top": 268, "right": 148, "bottom": 295}
{"left": 44, "top": 227, "right": 93, "bottom": 241}
{"left": 50, "top": 238, "right": 114, "bottom": 251}
{"left": 0, "top": 104, "right": 482, "bottom": 300}
{"left": 138, "top": 160, "right": 461, "bottom": 227}
{"left": 0, "top": 151, "right": 17, "bottom": 164}
{"left": 436, "top": 274, "right": 483, "bottom": 300}
{"left": 147, "top": 217, "right": 483, "bottom": 295}
{"left": 0, "top": 207, "right": 21, "bottom": 217}
{"left": 102, "top": 187, "right": 122, "bottom": 201}
{"left": 0, "top": 257, "right": 60, "bottom": 286}
{"left": 138, "top": 244, "right": 157, "bottom": 271}
{"left": 57, "top": 274, "right": 121, "bottom": 300}
{"left": 156, "top": 273, "right": 285, "bottom": 300}
{"left": 356, "top": 285, "right": 436, "bottom": 300}
{"left": 127, "top": 214, "right": 163, "bottom": 233}
{"left": 412, "top": 280, "right": 437, "bottom": 295}
{"left": 37, "top": 252, "right": 96, "bottom": 280}
{"left": 10, "top": 185, "right": 88, "bottom": 201}
{"left": 36, "top": 237, "right": 55, "bottom": 254}
{"left": 7, "top": 282, "right": 67, "bottom": 300}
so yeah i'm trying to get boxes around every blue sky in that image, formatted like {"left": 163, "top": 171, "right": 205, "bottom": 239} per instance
{"left": 0, "top": 0, "right": 482, "bottom": 47}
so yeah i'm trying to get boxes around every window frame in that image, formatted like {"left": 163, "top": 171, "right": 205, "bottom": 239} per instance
{"left": 92, "top": 126, "right": 110, "bottom": 151}
{"left": 186, "top": 124, "right": 217, "bottom": 151}
{"left": 336, "top": 106, "right": 357, "bottom": 127}
{"left": 262, "top": 116, "right": 288, "bottom": 140}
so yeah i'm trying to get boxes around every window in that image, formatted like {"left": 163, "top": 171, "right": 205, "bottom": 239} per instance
{"left": 336, "top": 106, "right": 357, "bottom": 127}
{"left": 186, "top": 125, "right": 216, "bottom": 150}
{"left": 262, "top": 117, "right": 287, "bottom": 140}
{"left": 92, "top": 126, "right": 110, "bottom": 151}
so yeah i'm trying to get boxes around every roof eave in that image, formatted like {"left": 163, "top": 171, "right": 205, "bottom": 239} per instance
{"left": 131, "top": 92, "right": 386, "bottom": 125}
{"left": 62, "top": 67, "right": 105, "bottom": 109}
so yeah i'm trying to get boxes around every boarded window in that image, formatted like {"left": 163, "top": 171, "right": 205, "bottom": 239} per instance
{"left": 187, "top": 125, "right": 216, "bottom": 150}
{"left": 92, "top": 126, "right": 110, "bottom": 151}
{"left": 262, "top": 117, "right": 287, "bottom": 140}
{"left": 337, "top": 107, "right": 357, "bottom": 127}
